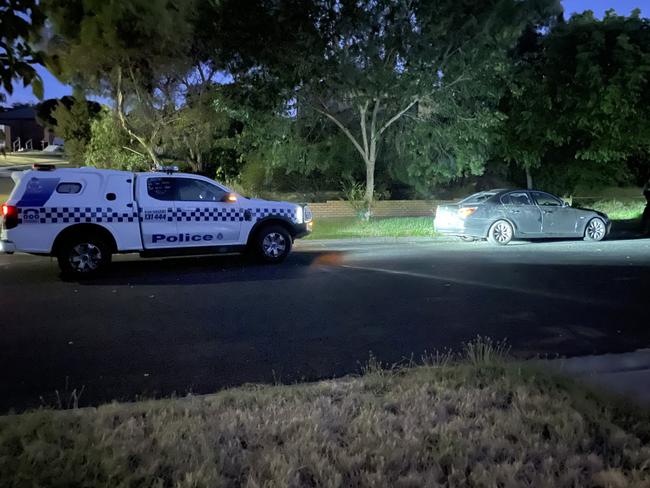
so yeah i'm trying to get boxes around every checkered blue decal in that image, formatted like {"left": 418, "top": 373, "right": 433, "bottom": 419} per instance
{"left": 249, "top": 207, "right": 298, "bottom": 223}
{"left": 18, "top": 207, "right": 138, "bottom": 224}
{"left": 17, "top": 206, "right": 299, "bottom": 224}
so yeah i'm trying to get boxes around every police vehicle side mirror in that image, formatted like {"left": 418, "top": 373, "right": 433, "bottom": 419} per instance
{"left": 221, "top": 193, "right": 238, "bottom": 203}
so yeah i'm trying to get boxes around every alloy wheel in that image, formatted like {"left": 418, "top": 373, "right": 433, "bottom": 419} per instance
{"left": 69, "top": 243, "right": 103, "bottom": 272}
{"left": 262, "top": 232, "right": 287, "bottom": 258}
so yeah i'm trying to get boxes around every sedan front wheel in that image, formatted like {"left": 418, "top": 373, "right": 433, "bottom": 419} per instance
{"left": 584, "top": 217, "right": 606, "bottom": 242}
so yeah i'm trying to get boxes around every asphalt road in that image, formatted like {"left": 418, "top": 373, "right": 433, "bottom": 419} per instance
{"left": 2, "top": 235, "right": 650, "bottom": 412}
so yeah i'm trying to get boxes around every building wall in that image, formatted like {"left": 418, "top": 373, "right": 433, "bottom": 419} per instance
{"left": 3, "top": 119, "right": 46, "bottom": 150}
{"left": 308, "top": 200, "right": 454, "bottom": 219}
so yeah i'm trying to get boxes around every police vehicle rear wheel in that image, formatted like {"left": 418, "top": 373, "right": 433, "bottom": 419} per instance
{"left": 254, "top": 225, "right": 292, "bottom": 263}
{"left": 57, "top": 234, "right": 111, "bottom": 276}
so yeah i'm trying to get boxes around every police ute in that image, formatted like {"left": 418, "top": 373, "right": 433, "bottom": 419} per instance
{"left": 1, "top": 165, "right": 313, "bottom": 276}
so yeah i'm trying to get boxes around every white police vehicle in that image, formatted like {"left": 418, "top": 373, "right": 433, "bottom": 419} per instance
{"left": 1, "top": 165, "right": 313, "bottom": 276}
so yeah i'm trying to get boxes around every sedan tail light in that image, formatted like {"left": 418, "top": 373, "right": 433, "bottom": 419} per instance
{"left": 2, "top": 204, "right": 18, "bottom": 229}
{"left": 458, "top": 207, "right": 478, "bottom": 219}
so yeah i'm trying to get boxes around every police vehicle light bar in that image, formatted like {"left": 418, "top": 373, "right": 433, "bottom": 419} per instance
{"left": 155, "top": 165, "right": 179, "bottom": 174}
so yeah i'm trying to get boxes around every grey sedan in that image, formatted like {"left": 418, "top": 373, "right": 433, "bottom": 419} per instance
{"left": 434, "top": 189, "right": 611, "bottom": 245}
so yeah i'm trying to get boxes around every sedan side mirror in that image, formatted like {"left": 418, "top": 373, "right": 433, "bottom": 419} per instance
{"left": 562, "top": 201, "right": 570, "bottom": 208}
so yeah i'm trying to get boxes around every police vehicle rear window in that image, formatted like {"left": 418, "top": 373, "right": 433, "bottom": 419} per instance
{"left": 56, "top": 182, "right": 82, "bottom": 194}
{"left": 147, "top": 178, "right": 175, "bottom": 201}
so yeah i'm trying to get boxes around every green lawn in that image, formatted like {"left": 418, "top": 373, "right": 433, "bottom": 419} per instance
{"left": 0, "top": 151, "right": 68, "bottom": 167}
{"left": 308, "top": 216, "right": 436, "bottom": 239}
{"left": 2, "top": 347, "right": 650, "bottom": 487}
{"left": 590, "top": 199, "right": 646, "bottom": 220}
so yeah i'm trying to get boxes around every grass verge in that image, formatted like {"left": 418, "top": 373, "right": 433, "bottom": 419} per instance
{"left": 583, "top": 200, "right": 646, "bottom": 221}
{"left": 0, "top": 151, "right": 68, "bottom": 167}
{"left": 307, "top": 216, "right": 436, "bottom": 239}
{"left": 1, "top": 354, "right": 649, "bottom": 486}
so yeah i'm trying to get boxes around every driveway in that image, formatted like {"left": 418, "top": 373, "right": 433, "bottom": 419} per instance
{"left": 1, "top": 236, "right": 650, "bottom": 412}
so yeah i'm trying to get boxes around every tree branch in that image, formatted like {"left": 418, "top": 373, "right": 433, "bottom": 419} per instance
{"left": 115, "top": 66, "right": 158, "bottom": 165}
{"left": 377, "top": 99, "right": 418, "bottom": 136}
{"left": 313, "top": 104, "right": 367, "bottom": 161}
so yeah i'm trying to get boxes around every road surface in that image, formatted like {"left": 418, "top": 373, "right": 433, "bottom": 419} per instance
{"left": 1, "top": 236, "right": 650, "bottom": 412}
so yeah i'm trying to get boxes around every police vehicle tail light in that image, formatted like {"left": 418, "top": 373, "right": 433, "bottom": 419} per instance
{"left": 458, "top": 207, "right": 477, "bottom": 219}
{"left": 32, "top": 163, "right": 56, "bottom": 171}
{"left": 1, "top": 204, "right": 18, "bottom": 229}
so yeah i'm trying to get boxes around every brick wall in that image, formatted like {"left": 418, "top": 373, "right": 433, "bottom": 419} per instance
{"left": 308, "top": 200, "right": 454, "bottom": 219}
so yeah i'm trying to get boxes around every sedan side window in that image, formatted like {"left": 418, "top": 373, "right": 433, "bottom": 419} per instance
{"left": 175, "top": 178, "right": 226, "bottom": 202}
{"left": 501, "top": 192, "right": 531, "bottom": 205}
{"left": 531, "top": 192, "right": 562, "bottom": 207}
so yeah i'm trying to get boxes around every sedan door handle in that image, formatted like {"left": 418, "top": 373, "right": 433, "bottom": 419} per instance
{"left": 509, "top": 210, "right": 520, "bottom": 214}
{"left": 544, "top": 210, "right": 553, "bottom": 214}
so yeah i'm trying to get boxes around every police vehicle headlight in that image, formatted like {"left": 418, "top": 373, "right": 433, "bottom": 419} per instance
{"left": 303, "top": 205, "right": 313, "bottom": 223}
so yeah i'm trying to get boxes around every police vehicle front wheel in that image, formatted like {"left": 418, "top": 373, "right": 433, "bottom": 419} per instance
{"left": 253, "top": 225, "right": 292, "bottom": 263}
{"left": 57, "top": 234, "right": 112, "bottom": 277}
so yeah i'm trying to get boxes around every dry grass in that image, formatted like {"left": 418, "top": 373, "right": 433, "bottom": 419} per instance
{"left": 2, "top": 358, "right": 650, "bottom": 487}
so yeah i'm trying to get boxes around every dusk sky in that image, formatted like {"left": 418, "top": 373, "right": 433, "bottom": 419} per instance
{"left": 4, "top": 0, "right": 649, "bottom": 106}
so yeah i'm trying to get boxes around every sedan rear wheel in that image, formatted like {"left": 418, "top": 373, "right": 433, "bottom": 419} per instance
{"left": 584, "top": 217, "right": 606, "bottom": 241}
{"left": 487, "top": 220, "right": 514, "bottom": 246}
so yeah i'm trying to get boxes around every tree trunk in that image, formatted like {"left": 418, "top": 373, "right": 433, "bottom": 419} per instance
{"left": 145, "top": 144, "right": 160, "bottom": 167}
{"left": 525, "top": 167, "right": 533, "bottom": 189}
{"left": 364, "top": 157, "right": 375, "bottom": 219}
{"left": 116, "top": 67, "right": 160, "bottom": 168}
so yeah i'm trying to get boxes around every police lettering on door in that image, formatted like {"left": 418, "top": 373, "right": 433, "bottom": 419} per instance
{"left": 151, "top": 233, "right": 224, "bottom": 244}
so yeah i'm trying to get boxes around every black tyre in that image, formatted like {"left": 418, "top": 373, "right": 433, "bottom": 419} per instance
{"left": 487, "top": 220, "right": 514, "bottom": 245}
{"left": 583, "top": 217, "right": 606, "bottom": 242}
{"left": 252, "top": 225, "right": 292, "bottom": 263}
{"left": 57, "top": 233, "right": 112, "bottom": 277}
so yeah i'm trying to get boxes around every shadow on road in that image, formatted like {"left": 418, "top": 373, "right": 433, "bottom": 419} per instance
{"left": 607, "top": 218, "right": 648, "bottom": 240}
{"left": 69, "top": 250, "right": 346, "bottom": 286}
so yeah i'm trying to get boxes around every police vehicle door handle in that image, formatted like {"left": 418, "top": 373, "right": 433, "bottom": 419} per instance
{"left": 126, "top": 203, "right": 133, "bottom": 208}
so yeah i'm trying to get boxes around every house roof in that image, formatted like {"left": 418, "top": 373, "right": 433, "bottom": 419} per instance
{"left": 0, "top": 106, "right": 37, "bottom": 121}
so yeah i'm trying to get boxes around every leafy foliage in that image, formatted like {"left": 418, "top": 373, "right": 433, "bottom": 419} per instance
{"left": 499, "top": 10, "right": 650, "bottom": 193}
{"left": 84, "top": 110, "right": 149, "bottom": 171}
{"left": 43, "top": 0, "right": 199, "bottom": 164}
{"left": 218, "top": 0, "right": 561, "bottom": 202}
{"left": 0, "top": 0, "right": 45, "bottom": 101}
{"left": 50, "top": 98, "right": 101, "bottom": 164}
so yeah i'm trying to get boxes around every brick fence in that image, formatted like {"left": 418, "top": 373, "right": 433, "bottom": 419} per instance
{"left": 308, "top": 200, "right": 454, "bottom": 219}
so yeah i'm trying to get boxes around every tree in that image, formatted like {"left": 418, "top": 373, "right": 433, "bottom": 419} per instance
{"left": 219, "top": 0, "right": 561, "bottom": 209}
{"left": 50, "top": 96, "right": 102, "bottom": 163}
{"left": 43, "top": 0, "right": 199, "bottom": 165}
{"left": 499, "top": 10, "right": 650, "bottom": 193}
{"left": 0, "top": 0, "right": 45, "bottom": 102}
{"left": 167, "top": 89, "right": 239, "bottom": 175}
{"left": 84, "top": 109, "right": 149, "bottom": 171}
{"left": 35, "top": 95, "right": 101, "bottom": 130}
